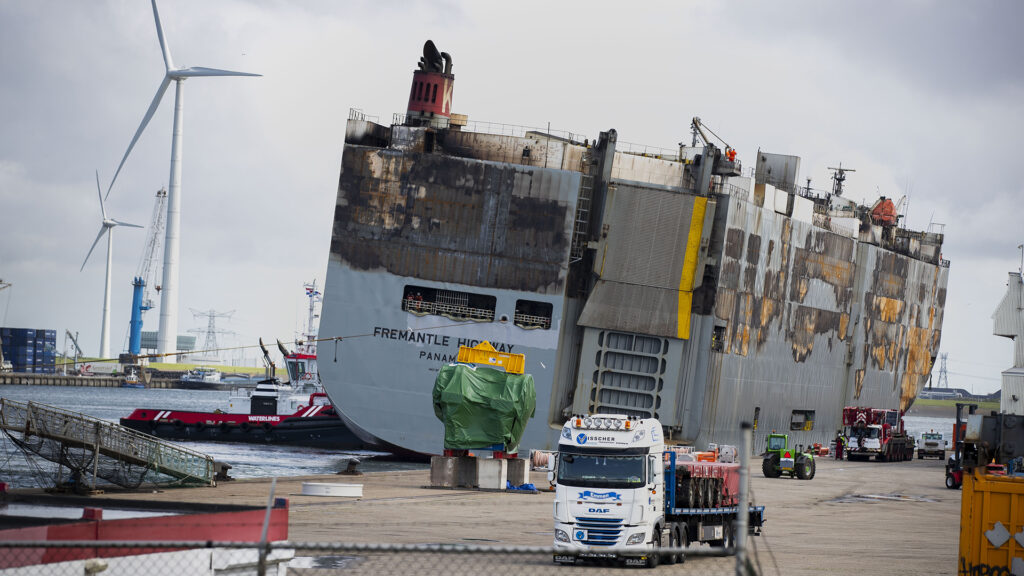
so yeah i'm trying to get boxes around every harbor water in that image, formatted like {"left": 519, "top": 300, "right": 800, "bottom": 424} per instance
{"left": 0, "top": 385, "right": 957, "bottom": 490}
{"left": 0, "top": 385, "right": 425, "bottom": 490}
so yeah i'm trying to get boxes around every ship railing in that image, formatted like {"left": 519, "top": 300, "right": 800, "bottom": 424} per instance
{"left": 615, "top": 140, "right": 680, "bottom": 160}
{"left": 402, "top": 300, "right": 495, "bottom": 323}
{"left": 390, "top": 112, "right": 591, "bottom": 144}
{"left": 349, "top": 108, "right": 381, "bottom": 123}
{"left": 513, "top": 312, "right": 552, "bottom": 330}
{"left": 711, "top": 181, "right": 749, "bottom": 201}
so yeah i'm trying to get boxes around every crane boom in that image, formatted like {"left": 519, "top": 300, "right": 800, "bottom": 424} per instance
{"left": 136, "top": 188, "right": 168, "bottom": 312}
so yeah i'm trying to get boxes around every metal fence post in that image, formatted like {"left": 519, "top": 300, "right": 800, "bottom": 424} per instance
{"left": 258, "top": 477, "right": 277, "bottom": 576}
{"left": 736, "top": 421, "right": 752, "bottom": 576}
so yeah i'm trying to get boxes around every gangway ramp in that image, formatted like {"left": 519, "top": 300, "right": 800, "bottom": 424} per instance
{"left": 0, "top": 398, "right": 217, "bottom": 488}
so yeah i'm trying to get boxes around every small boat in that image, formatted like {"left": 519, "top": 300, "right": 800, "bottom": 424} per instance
{"left": 178, "top": 366, "right": 224, "bottom": 389}
{"left": 121, "top": 367, "right": 145, "bottom": 388}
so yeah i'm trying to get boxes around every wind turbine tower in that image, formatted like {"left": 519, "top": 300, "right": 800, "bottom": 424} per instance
{"left": 105, "top": 0, "right": 260, "bottom": 356}
{"left": 81, "top": 172, "right": 143, "bottom": 358}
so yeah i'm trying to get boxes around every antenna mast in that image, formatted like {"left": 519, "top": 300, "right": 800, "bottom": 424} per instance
{"left": 827, "top": 163, "right": 856, "bottom": 197}
{"left": 300, "top": 280, "right": 322, "bottom": 355}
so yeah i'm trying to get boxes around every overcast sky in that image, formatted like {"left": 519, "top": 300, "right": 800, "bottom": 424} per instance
{"left": 1, "top": 1, "right": 1021, "bottom": 392}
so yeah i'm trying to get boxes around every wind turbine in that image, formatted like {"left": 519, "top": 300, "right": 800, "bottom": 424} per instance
{"left": 105, "top": 0, "right": 260, "bottom": 356}
{"left": 81, "top": 171, "right": 143, "bottom": 359}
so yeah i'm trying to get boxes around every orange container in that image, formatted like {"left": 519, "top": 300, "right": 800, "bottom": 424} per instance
{"left": 695, "top": 451, "right": 717, "bottom": 462}
{"left": 959, "top": 469, "right": 1024, "bottom": 573}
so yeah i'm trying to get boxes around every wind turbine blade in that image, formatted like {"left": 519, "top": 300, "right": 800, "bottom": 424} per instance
{"left": 111, "top": 220, "right": 144, "bottom": 229}
{"left": 81, "top": 227, "right": 108, "bottom": 272}
{"left": 95, "top": 170, "right": 107, "bottom": 220}
{"left": 172, "top": 66, "right": 261, "bottom": 78}
{"left": 151, "top": 0, "right": 174, "bottom": 71}
{"left": 105, "top": 75, "right": 171, "bottom": 201}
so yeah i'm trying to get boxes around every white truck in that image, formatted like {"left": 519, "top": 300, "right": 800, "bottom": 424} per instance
{"left": 917, "top": 431, "right": 947, "bottom": 459}
{"left": 551, "top": 414, "right": 764, "bottom": 567}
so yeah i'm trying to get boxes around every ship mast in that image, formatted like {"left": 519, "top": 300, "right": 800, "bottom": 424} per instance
{"left": 300, "top": 280, "right": 322, "bottom": 356}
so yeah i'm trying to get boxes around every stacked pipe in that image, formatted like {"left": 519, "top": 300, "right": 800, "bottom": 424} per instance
{"left": 670, "top": 459, "right": 741, "bottom": 508}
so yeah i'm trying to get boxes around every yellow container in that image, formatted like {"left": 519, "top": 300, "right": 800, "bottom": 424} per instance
{"left": 456, "top": 341, "right": 525, "bottom": 374}
{"left": 959, "top": 469, "right": 1024, "bottom": 574}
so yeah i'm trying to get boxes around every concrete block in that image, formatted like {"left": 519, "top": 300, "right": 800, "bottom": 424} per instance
{"left": 430, "top": 456, "right": 478, "bottom": 488}
{"left": 506, "top": 458, "right": 529, "bottom": 487}
{"left": 476, "top": 458, "right": 508, "bottom": 490}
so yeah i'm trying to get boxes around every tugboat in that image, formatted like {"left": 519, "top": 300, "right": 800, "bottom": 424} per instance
{"left": 120, "top": 281, "right": 366, "bottom": 450}
{"left": 120, "top": 338, "right": 365, "bottom": 449}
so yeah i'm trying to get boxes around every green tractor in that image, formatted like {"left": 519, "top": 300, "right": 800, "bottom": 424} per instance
{"left": 761, "top": 433, "right": 816, "bottom": 480}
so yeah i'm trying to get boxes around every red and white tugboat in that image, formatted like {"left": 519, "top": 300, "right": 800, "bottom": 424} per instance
{"left": 120, "top": 281, "right": 366, "bottom": 449}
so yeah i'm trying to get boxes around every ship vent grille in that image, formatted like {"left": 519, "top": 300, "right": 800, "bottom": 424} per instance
{"left": 588, "top": 331, "right": 667, "bottom": 419}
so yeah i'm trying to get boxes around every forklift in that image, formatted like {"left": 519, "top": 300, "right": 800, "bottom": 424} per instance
{"left": 945, "top": 402, "right": 978, "bottom": 489}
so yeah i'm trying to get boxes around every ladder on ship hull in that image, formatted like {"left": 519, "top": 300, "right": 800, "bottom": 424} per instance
{"left": 0, "top": 398, "right": 217, "bottom": 489}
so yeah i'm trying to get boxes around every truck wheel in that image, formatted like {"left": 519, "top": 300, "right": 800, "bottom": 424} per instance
{"left": 762, "top": 454, "right": 781, "bottom": 478}
{"left": 805, "top": 458, "right": 816, "bottom": 480}
{"left": 945, "top": 473, "right": 957, "bottom": 489}
{"left": 646, "top": 530, "right": 661, "bottom": 569}
{"left": 665, "top": 526, "right": 680, "bottom": 565}
{"left": 796, "top": 459, "right": 808, "bottom": 480}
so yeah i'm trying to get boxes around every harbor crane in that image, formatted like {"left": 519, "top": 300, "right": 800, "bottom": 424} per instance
{"left": 135, "top": 188, "right": 168, "bottom": 312}
{"left": 127, "top": 188, "right": 167, "bottom": 356}
{"left": 63, "top": 329, "right": 84, "bottom": 375}
{"left": 687, "top": 117, "right": 741, "bottom": 194}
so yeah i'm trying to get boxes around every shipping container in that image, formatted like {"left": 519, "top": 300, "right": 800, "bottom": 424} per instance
{"left": 1, "top": 328, "right": 36, "bottom": 340}
{"left": 959, "top": 469, "right": 1024, "bottom": 574}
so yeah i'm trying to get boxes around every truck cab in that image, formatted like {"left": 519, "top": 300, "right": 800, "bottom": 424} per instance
{"left": 847, "top": 425, "right": 883, "bottom": 455}
{"left": 918, "top": 431, "right": 946, "bottom": 459}
{"left": 552, "top": 414, "right": 665, "bottom": 566}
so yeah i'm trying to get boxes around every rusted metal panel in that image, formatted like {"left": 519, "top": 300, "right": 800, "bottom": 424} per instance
{"left": 332, "top": 141, "right": 579, "bottom": 294}
{"left": 691, "top": 189, "right": 948, "bottom": 450}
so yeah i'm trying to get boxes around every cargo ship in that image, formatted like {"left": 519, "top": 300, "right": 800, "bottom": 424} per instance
{"left": 318, "top": 40, "right": 949, "bottom": 456}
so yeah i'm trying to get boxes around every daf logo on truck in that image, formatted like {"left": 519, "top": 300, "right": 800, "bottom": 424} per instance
{"left": 588, "top": 508, "right": 610, "bottom": 514}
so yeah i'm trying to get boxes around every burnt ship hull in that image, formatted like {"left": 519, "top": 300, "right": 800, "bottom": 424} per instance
{"left": 319, "top": 46, "right": 948, "bottom": 456}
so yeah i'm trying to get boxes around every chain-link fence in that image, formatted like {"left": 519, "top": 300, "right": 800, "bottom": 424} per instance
{"left": 0, "top": 541, "right": 762, "bottom": 575}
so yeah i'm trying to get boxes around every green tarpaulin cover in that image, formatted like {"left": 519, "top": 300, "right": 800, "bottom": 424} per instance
{"left": 432, "top": 363, "right": 536, "bottom": 453}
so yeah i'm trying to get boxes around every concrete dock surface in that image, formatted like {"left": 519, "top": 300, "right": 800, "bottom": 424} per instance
{"left": 51, "top": 455, "right": 958, "bottom": 575}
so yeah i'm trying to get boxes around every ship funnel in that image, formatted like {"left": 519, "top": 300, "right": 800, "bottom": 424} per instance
{"left": 406, "top": 40, "right": 454, "bottom": 128}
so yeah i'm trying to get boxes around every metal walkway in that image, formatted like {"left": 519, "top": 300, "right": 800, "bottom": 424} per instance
{"left": 0, "top": 398, "right": 216, "bottom": 488}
